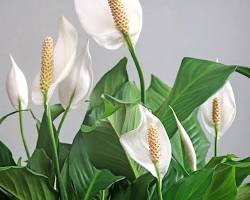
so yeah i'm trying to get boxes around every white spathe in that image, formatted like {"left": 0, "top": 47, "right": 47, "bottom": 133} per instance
{"left": 58, "top": 41, "right": 93, "bottom": 109}
{"left": 170, "top": 107, "right": 197, "bottom": 171}
{"left": 199, "top": 81, "right": 236, "bottom": 138}
{"left": 74, "top": 0, "right": 142, "bottom": 50}
{"left": 32, "top": 16, "right": 78, "bottom": 105}
{"left": 120, "top": 105, "right": 171, "bottom": 178}
{"left": 6, "top": 55, "right": 29, "bottom": 109}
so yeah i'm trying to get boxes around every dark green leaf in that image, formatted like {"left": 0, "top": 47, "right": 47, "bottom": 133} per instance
{"left": 145, "top": 75, "right": 210, "bottom": 170}
{"left": 111, "top": 173, "right": 154, "bottom": 200}
{"left": 0, "top": 141, "right": 15, "bottom": 167}
{"left": 146, "top": 75, "right": 171, "bottom": 112}
{"left": 236, "top": 184, "right": 250, "bottom": 200}
{"left": 28, "top": 149, "right": 54, "bottom": 185}
{"left": 236, "top": 66, "right": 250, "bottom": 78}
{"left": 0, "top": 166, "right": 57, "bottom": 200}
{"left": 156, "top": 57, "right": 236, "bottom": 138}
{"left": 68, "top": 133, "right": 123, "bottom": 200}
{"left": 36, "top": 104, "right": 64, "bottom": 159}
{"left": 205, "top": 156, "right": 250, "bottom": 186}
{"left": 84, "top": 57, "right": 129, "bottom": 125}
{"left": 59, "top": 143, "right": 71, "bottom": 170}
{"left": 204, "top": 164, "right": 237, "bottom": 200}
{"left": 165, "top": 168, "right": 214, "bottom": 200}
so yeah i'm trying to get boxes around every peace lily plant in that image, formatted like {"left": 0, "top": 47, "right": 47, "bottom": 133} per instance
{"left": 0, "top": 1, "right": 250, "bottom": 200}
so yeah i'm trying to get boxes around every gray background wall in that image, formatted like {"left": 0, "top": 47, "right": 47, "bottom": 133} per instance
{"left": 0, "top": 0, "right": 249, "bottom": 172}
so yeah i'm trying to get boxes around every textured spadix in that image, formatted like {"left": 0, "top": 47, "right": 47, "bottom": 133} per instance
{"left": 6, "top": 55, "right": 28, "bottom": 109}
{"left": 74, "top": 0, "right": 142, "bottom": 50}
{"left": 120, "top": 105, "right": 171, "bottom": 178}
{"left": 32, "top": 16, "right": 78, "bottom": 104}
{"left": 199, "top": 81, "right": 236, "bottom": 138}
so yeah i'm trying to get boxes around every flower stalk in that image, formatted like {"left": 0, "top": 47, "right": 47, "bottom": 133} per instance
{"left": 107, "top": 0, "right": 145, "bottom": 103}
{"left": 148, "top": 124, "right": 163, "bottom": 200}
{"left": 57, "top": 90, "right": 75, "bottom": 136}
{"left": 18, "top": 98, "right": 30, "bottom": 161}
{"left": 123, "top": 33, "right": 145, "bottom": 103}
{"left": 40, "top": 37, "right": 67, "bottom": 200}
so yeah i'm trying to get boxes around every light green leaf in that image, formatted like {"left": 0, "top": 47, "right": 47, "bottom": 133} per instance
{"left": 156, "top": 57, "right": 236, "bottom": 138}
{"left": 0, "top": 166, "right": 57, "bottom": 200}
{"left": 68, "top": 133, "right": 123, "bottom": 200}
{"left": 0, "top": 141, "right": 15, "bottom": 167}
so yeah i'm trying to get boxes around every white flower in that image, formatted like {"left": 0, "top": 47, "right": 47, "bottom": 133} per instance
{"left": 74, "top": 0, "right": 142, "bottom": 50}
{"left": 198, "top": 81, "right": 236, "bottom": 138}
{"left": 58, "top": 41, "right": 93, "bottom": 109}
{"left": 120, "top": 105, "right": 171, "bottom": 178}
{"left": 6, "top": 55, "right": 28, "bottom": 109}
{"left": 32, "top": 16, "right": 78, "bottom": 105}
{"left": 170, "top": 107, "right": 197, "bottom": 171}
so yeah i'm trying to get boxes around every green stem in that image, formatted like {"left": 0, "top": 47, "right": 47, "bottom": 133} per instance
{"left": 101, "top": 190, "right": 105, "bottom": 200}
{"left": 123, "top": 33, "right": 146, "bottom": 104}
{"left": 57, "top": 91, "right": 75, "bottom": 136}
{"left": 154, "top": 162, "right": 163, "bottom": 200}
{"left": 214, "top": 124, "right": 219, "bottom": 157}
{"left": 18, "top": 99, "right": 30, "bottom": 161}
{"left": 43, "top": 93, "right": 67, "bottom": 200}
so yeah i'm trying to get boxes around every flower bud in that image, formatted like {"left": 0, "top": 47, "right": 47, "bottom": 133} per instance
{"left": 6, "top": 55, "right": 28, "bottom": 109}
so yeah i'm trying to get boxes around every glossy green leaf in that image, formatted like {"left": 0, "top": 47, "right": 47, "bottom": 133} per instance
{"left": 0, "top": 141, "right": 15, "bottom": 167}
{"left": 206, "top": 156, "right": 250, "bottom": 186}
{"left": 146, "top": 75, "right": 171, "bottom": 112}
{"left": 236, "top": 184, "right": 250, "bottom": 200}
{"left": 145, "top": 75, "right": 210, "bottom": 170}
{"left": 236, "top": 66, "right": 250, "bottom": 78}
{"left": 204, "top": 164, "right": 237, "bottom": 200}
{"left": 59, "top": 143, "right": 71, "bottom": 170}
{"left": 165, "top": 163, "right": 237, "bottom": 200}
{"left": 29, "top": 149, "right": 54, "bottom": 185}
{"left": 111, "top": 173, "right": 155, "bottom": 200}
{"left": 81, "top": 107, "right": 141, "bottom": 180}
{"left": 61, "top": 159, "right": 76, "bottom": 200}
{"left": 156, "top": 57, "right": 236, "bottom": 138}
{"left": 80, "top": 80, "right": 143, "bottom": 180}
{"left": 0, "top": 166, "right": 57, "bottom": 200}
{"left": 84, "top": 57, "right": 129, "bottom": 125}
{"left": 68, "top": 133, "right": 123, "bottom": 200}
{"left": 166, "top": 169, "right": 214, "bottom": 200}
{"left": 36, "top": 104, "right": 64, "bottom": 159}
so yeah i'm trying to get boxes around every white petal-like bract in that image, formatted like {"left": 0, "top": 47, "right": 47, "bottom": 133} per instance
{"left": 74, "top": 0, "right": 142, "bottom": 49}
{"left": 58, "top": 42, "right": 93, "bottom": 109}
{"left": 120, "top": 105, "right": 171, "bottom": 178}
{"left": 6, "top": 55, "right": 28, "bottom": 109}
{"left": 198, "top": 81, "right": 236, "bottom": 138}
{"left": 170, "top": 107, "right": 197, "bottom": 171}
